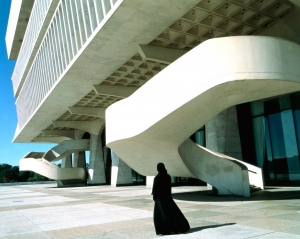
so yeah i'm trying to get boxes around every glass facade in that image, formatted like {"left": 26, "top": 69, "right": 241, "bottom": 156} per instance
{"left": 132, "top": 170, "right": 145, "bottom": 184}
{"left": 240, "top": 93, "right": 300, "bottom": 184}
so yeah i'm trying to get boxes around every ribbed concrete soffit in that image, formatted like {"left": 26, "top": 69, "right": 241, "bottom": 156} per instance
{"left": 149, "top": 0, "right": 294, "bottom": 49}
{"left": 13, "top": 0, "right": 295, "bottom": 142}
{"left": 50, "top": 0, "right": 294, "bottom": 134}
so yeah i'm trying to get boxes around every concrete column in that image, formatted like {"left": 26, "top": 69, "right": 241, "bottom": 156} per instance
{"left": 205, "top": 106, "right": 242, "bottom": 190}
{"left": 110, "top": 150, "right": 132, "bottom": 187}
{"left": 88, "top": 133, "right": 106, "bottom": 185}
{"left": 146, "top": 176, "right": 155, "bottom": 188}
{"left": 61, "top": 154, "right": 72, "bottom": 168}
{"left": 205, "top": 106, "right": 242, "bottom": 160}
{"left": 74, "top": 129, "right": 86, "bottom": 169}
{"left": 103, "top": 146, "right": 108, "bottom": 168}
{"left": 58, "top": 154, "right": 74, "bottom": 187}
{"left": 74, "top": 151, "right": 86, "bottom": 168}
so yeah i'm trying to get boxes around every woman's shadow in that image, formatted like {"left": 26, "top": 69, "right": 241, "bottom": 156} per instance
{"left": 187, "top": 223, "right": 235, "bottom": 234}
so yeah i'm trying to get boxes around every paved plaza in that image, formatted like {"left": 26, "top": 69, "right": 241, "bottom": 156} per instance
{"left": 0, "top": 184, "right": 300, "bottom": 238}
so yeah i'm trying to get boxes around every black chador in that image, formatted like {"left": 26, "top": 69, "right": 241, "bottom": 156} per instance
{"left": 152, "top": 163, "right": 190, "bottom": 235}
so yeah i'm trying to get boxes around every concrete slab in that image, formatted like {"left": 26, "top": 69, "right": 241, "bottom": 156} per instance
{"left": 0, "top": 184, "right": 300, "bottom": 238}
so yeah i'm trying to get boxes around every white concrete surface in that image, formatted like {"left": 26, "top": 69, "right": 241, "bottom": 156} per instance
{"left": 61, "top": 155, "right": 72, "bottom": 168}
{"left": 73, "top": 151, "right": 86, "bottom": 169}
{"left": 88, "top": 134, "right": 106, "bottom": 185}
{"left": 146, "top": 176, "right": 155, "bottom": 189}
{"left": 1, "top": 184, "right": 300, "bottom": 238}
{"left": 5, "top": 0, "right": 34, "bottom": 59}
{"left": 106, "top": 36, "right": 300, "bottom": 196}
{"left": 53, "top": 119, "right": 105, "bottom": 136}
{"left": 43, "top": 139, "right": 90, "bottom": 162}
{"left": 206, "top": 106, "right": 243, "bottom": 160}
{"left": 110, "top": 150, "right": 132, "bottom": 187}
{"left": 12, "top": 0, "right": 202, "bottom": 142}
{"left": 19, "top": 158, "right": 86, "bottom": 182}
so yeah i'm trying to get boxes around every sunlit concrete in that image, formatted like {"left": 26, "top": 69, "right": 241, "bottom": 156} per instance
{"left": 1, "top": 184, "right": 300, "bottom": 238}
{"left": 19, "top": 158, "right": 86, "bottom": 182}
{"left": 106, "top": 36, "right": 300, "bottom": 197}
{"left": 5, "top": 0, "right": 34, "bottom": 60}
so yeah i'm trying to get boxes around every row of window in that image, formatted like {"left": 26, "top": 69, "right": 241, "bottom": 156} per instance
{"left": 17, "top": 0, "right": 119, "bottom": 129}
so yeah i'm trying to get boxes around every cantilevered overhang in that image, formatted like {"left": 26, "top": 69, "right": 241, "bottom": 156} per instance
{"left": 13, "top": 0, "right": 201, "bottom": 142}
{"left": 6, "top": 0, "right": 34, "bottom": 60}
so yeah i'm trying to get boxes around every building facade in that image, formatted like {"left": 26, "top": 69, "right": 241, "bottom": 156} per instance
{"left": 6, "top": 0, "right": 300, "bottom": 196}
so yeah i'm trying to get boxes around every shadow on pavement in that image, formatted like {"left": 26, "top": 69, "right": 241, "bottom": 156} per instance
{"left": 187, "top": 223, "right": 235, "bottom": 234}
{"left": 172, "top": 187, "right": 300, "bottom": 202}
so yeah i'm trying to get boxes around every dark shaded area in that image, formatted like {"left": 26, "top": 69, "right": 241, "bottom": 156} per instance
{"left": 105, "top": 148, "right": 112, "bottom": 185}
{"left": 0, "top": 163, "right": 50, "bottom": 183}
{"left": 189, "top": 133, "right": 196, "bottom": 143}
{"left": 172, "top": 181, "right": 207, "bottom": 186}
{"left": 172, "top": 187, "right": 300, "bottom": 202}
{"left": 265, "top": 180, "right": 300, "bottom": 186}
{"left": 82, "top": 132, "right": 90, "bottom": 139}
{"left": 187, "top": 223, "right": 235, "bottom": 234}
{"left": 236, "top": 103, "right": 257, "bottom": 166}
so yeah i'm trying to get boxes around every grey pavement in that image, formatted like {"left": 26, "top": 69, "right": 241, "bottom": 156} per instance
{"left": 0, "top": 184, "right": 300, "bottom": 238}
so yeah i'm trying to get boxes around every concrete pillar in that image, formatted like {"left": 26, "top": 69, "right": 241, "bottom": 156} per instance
{"left": 146, "top": 176, "right": 155, "bottom": 188}
{"left": 110, "top": 150, "right": 132, "bottom": 187}
{"left": 61, "top": 154, "right": 72, "bottom": 168}
{"left": 205, "top": 106, "right": 242, "bottom": 160}
{"left": 103, "top": 146, "right": 108, "bottom": 168}
{"left": 88, "top": 133, "right": 106, "bottom": 185}
{"left": 74, "top": 129, "right": 86, "bottom": 169}
{"left": 205, "top": 106, "right": 242, "bottom": 190}
{"left": 58, "top": 154, "right": 76, "bottom": 187}
{"left": 74, "top": 151, "right": 86, "bottom": 168}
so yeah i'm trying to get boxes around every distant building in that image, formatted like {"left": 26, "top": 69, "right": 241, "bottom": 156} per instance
{"left": 6, "top": 0, "right": 300, "bottom": 196}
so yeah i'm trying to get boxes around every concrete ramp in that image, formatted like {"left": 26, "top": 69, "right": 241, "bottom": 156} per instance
{"left": 20, "top": 157, "right": 86, "bottom": 182}
{"left": 179, "top": 138, "right": 264, "bottom": 197}
{"left": 42, "top": 139, "right": 90, "bottom": 162}
{"left": 19, "top": 139, "right": 90, "bottom": 182}
{"left": 106, "top": 36, "right": 300, "bottom": 197}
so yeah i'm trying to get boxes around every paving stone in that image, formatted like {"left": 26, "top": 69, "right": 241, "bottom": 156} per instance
{"left": 1, "top": 232, "right": 52, "bottom": 239}
{"left": 0, "top": 184, "right": 299, "bottom": 238}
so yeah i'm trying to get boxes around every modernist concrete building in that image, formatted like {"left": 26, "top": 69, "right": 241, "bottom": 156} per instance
{"left": 6, "top": 0, "right": 300, "bottom": 196}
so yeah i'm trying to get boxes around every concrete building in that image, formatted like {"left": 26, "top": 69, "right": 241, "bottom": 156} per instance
{"left": 6, "top": 0, "right": 300, "bottom": 196}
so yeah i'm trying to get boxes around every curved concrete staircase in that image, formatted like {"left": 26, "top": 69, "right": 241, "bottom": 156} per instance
{"left": 20, "top": 157, "right": 86, "bottom": 181}
{"left": 42, "top": 139, "right": 90, "bottom": 162}
{"left": 19, "top": 139, "right": 90, "bottom": 182}
{"left": 106, "top": 36, "right": 300, "bottom": 197}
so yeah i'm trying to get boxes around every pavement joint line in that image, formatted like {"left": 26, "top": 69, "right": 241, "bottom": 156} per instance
{"left": 1, "top": 185, "right": 300, "bottom": 238}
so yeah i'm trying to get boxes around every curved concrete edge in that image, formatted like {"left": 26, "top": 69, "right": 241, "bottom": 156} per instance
{"left": 184, "top": 141, "right": 264, "bottom": 190}
{"left": 230, "top": 157, "right": 264, "bottom": 190}
{"left": 20, "top": 158, "right": 86, "bottom": 181}
{"left": 179, "top": 138, "right": 264, "bottom": 197}
{"left": 24, "top": 152, "right": 44, "bottom": 159}
{"left": 43, "top": 139, "right": 90, "bottom": 162}
{"left": 106, "top": 36, "right": 300, "bottom": 196}
{"left": 107, "top": 36, "right": 300, "bottom": 145}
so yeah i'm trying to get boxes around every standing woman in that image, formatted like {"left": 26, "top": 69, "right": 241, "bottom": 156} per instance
{"left": 152, "top": 163, "right": 190, "bottom": 235}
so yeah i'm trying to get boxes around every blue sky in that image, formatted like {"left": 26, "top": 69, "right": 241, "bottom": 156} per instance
{"left": 0, "top": 1, "right": 55, "bottom": 166}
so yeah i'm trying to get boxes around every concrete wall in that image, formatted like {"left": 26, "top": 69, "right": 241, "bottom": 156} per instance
{"left": 205, "top": 106, "right": 243, "bottom": 160}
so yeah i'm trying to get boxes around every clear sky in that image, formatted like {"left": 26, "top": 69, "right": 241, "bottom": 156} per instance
{"left": 0, "top": 1, "right": 55, "bottom": 166}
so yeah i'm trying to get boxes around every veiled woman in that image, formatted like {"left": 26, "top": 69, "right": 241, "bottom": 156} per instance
{"left": 152, "top": 163, "right": 190, "bottom": 235}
